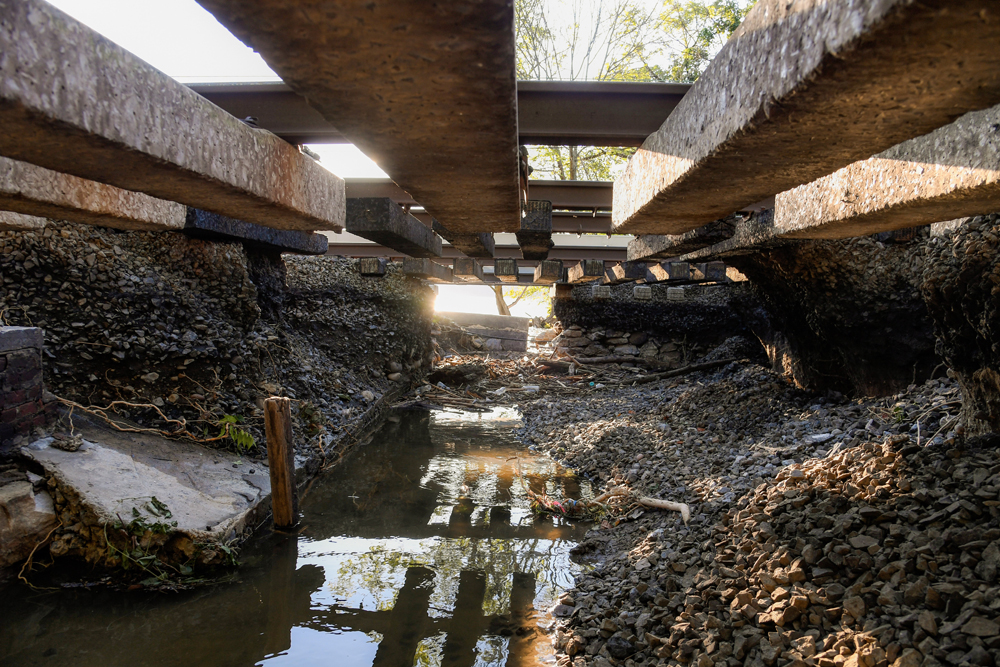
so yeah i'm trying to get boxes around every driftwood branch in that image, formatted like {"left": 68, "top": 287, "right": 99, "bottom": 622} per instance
{"left": 623, "top": 358, "right": 738, "bottom": 385}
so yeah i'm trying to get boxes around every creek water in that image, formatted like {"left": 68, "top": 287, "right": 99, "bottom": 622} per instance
{"left": 0, "top": 407, "right": 592, "bottom": 667}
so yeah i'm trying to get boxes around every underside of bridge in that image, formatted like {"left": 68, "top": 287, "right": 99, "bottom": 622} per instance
{"left": 3, "top": 0, "right": 1000, "bottom": 665}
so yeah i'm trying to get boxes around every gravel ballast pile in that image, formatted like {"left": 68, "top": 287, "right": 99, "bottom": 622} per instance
{"left": 0, "top": 223, "right": 434, "bottom": 459}
{"left": 512, "top": 361, "right": 983, "bottom": 667}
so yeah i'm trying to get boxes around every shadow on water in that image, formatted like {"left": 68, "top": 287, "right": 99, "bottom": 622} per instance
{"left": 0, "top": 407, "right": 592, "bottom": 667}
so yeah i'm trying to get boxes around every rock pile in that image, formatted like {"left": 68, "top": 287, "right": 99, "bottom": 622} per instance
{"left": 547, "top": 324, "right": 721, "bottom": 367}
{"left": 513, "top": 360, "right": 976, "bottom": 667}
{"left": 0, "top": 223, "right": 434, "bottom": 458}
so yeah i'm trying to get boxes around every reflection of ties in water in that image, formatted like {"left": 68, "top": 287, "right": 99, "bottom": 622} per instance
{"left": 441, "top": 570, "right": 487, "bottom": 666}
{"left": 489, "top": 572, "right": 539, "bottom": 667}
{"left": 371, "top": 566, "right": 436, "bottom": 667}
{"left": 263, "top": 535, "right": 324, "bottom": 659}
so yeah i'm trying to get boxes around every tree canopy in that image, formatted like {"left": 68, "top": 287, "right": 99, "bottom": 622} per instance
{"left": 516, "top": 0, "right": 756, "bottom": 180}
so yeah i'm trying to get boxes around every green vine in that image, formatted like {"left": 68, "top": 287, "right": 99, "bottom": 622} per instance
{"left": 217, "top": 415, "right": 257, "bottom": 454}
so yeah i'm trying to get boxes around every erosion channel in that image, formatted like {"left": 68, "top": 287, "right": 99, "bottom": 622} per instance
{"left": 0, "top": 407, "right": 592, "bottom": 667}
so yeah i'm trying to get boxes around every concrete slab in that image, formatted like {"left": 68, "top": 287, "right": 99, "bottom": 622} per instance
{"left": 1, "top": 157, "right": 186, "bottom": 232}
{"left": 357, "top": 257, "right": 389, "bottom": 277}
{"left": 774, "top": 104, "right": 1000, "bottom": 239}
{"left": 346, "top": 198, "right": 442, "bottom": 258}
{"left": 0, "top": 326, "right": 43, "bottom": 354}
{"left": 402, "top": 258, "right": 453, "bottom": 283}
{"left": 185, "top": 208, "right": 329, "bottom": 255}
{"left": 21, "top": 424, "right": 270, "bottom": 544}
{"left": 567, "top": 260, "right": 605, "bottom": 284}
{"left": 516, "top": 200, "right": 554, "bottom": 261}
{"left": 431, "top": 221, "right": 495, "bottom": 259}
{"left": 533, "top": 260, "right": 564, "bottom": 285}
{"left": 0, "top": 0, "right": 344, "bottom": 232}
{"left": 0, "top": 211, "right": 46, "bottom": 232}
{"left": 197, "top": 0, "right": 520, "bottom": 233}
{"left": 604, "top": 261, "right": 648, "bottom": 285}
{"left": 453, "top": 258, "right": 485, "bottom": 283}
{"left": 627, "top": 219, "right": 736, "bottom": 261}
{"left": 438, "top": 312, "right": 530, "bottom": 335}
{"left": 494, "top": 259, "right": 520, "bottom": 283}
{"left": 612, "top": 0, "right": 1000, "bottom": 235}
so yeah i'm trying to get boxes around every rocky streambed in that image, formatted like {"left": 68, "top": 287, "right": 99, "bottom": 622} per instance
{"left": 504, "top": 359, "right": 999, "bottom": 667}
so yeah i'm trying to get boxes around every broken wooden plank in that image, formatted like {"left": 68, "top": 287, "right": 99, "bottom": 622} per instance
{"left": 516, "top": 200, "right": 554, "bottom": 260}
{"left": 197, "top": 0, "right": 520, "bottom": 233}
{"left": 0, "top": 0, "right": 344, "bottom": 232}
{"left": 603, "top": 261, "right": 648, "bottom": 285}
{"left": 184, "top": 208, "right": 329, "bottom": 255}
{"left": 567, "top": 260, "right": 605, "bottom": 284}
{"left": 613, "top": 0, "right": 1000, "bottom": 235}
{"left": 346, "top": 198, "right": 441, "bottom": 258}
{"left": 550, "top": 283, "right": 573, "bottom": 300}
{"left": 704, "top": 261, "right": 728, "bottom": 282}
{"left": 357, "top": 257, "right": 389, "bottom": 277}
{"left": 644, "top": 261, "right": 690, "bottom": 284}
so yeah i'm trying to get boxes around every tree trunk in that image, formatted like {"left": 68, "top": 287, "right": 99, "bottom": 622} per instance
{"left": 491, "top": 285, "right": 511, "bottom": 316}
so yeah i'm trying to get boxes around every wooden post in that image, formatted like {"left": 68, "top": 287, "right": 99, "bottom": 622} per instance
{"left": 264, "top": 396, "right": 298, "bottom": 528}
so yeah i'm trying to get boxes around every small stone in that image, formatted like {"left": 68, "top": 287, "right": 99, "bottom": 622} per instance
{"left": 890, "top": 649, "right": 922, "bottom": 667}
{"left": 606, "top": 635, "right": 632, "bottom": 659}
{"left": 917, "top": 611, "right": 938, "bottom": 636}
{"left": 842, "top": 596, "right": 866, "bottom": 620}
{"left": 961, "top": 616, "right": 1000, "bottom": 637}
{"left": 849, "top": 535, "right": 878, "bottom": 549}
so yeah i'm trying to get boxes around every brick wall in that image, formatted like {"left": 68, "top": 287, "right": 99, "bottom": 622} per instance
{"left": 0, "top": 327, "right": 46, "bottom": 446}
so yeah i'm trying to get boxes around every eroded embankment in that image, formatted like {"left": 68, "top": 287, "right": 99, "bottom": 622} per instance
{"left": 512, "top": 360, "right": 997, "bottom": 667}
{"left": 0, "top": 222, "right": 434, "bottom": 579}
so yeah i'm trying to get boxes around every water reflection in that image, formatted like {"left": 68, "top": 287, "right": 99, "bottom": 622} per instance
{"left": 0, "top": 408, "right": 590, "bottom": 667}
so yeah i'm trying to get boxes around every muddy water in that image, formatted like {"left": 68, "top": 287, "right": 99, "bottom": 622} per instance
{"left": 0, "top": 407, "right": 591, "bottom": 667}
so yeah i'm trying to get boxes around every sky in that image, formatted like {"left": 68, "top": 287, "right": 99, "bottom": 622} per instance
{"left": 40, "top": 0, "right": 582, "bottom": 319}
{"left": 45, "top": 0, "right": 389, "bottom": 179}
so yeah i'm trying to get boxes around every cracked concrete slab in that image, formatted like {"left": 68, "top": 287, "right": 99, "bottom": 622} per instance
{"left": 21, "top": 421, "right": 271, "bottom": 544}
